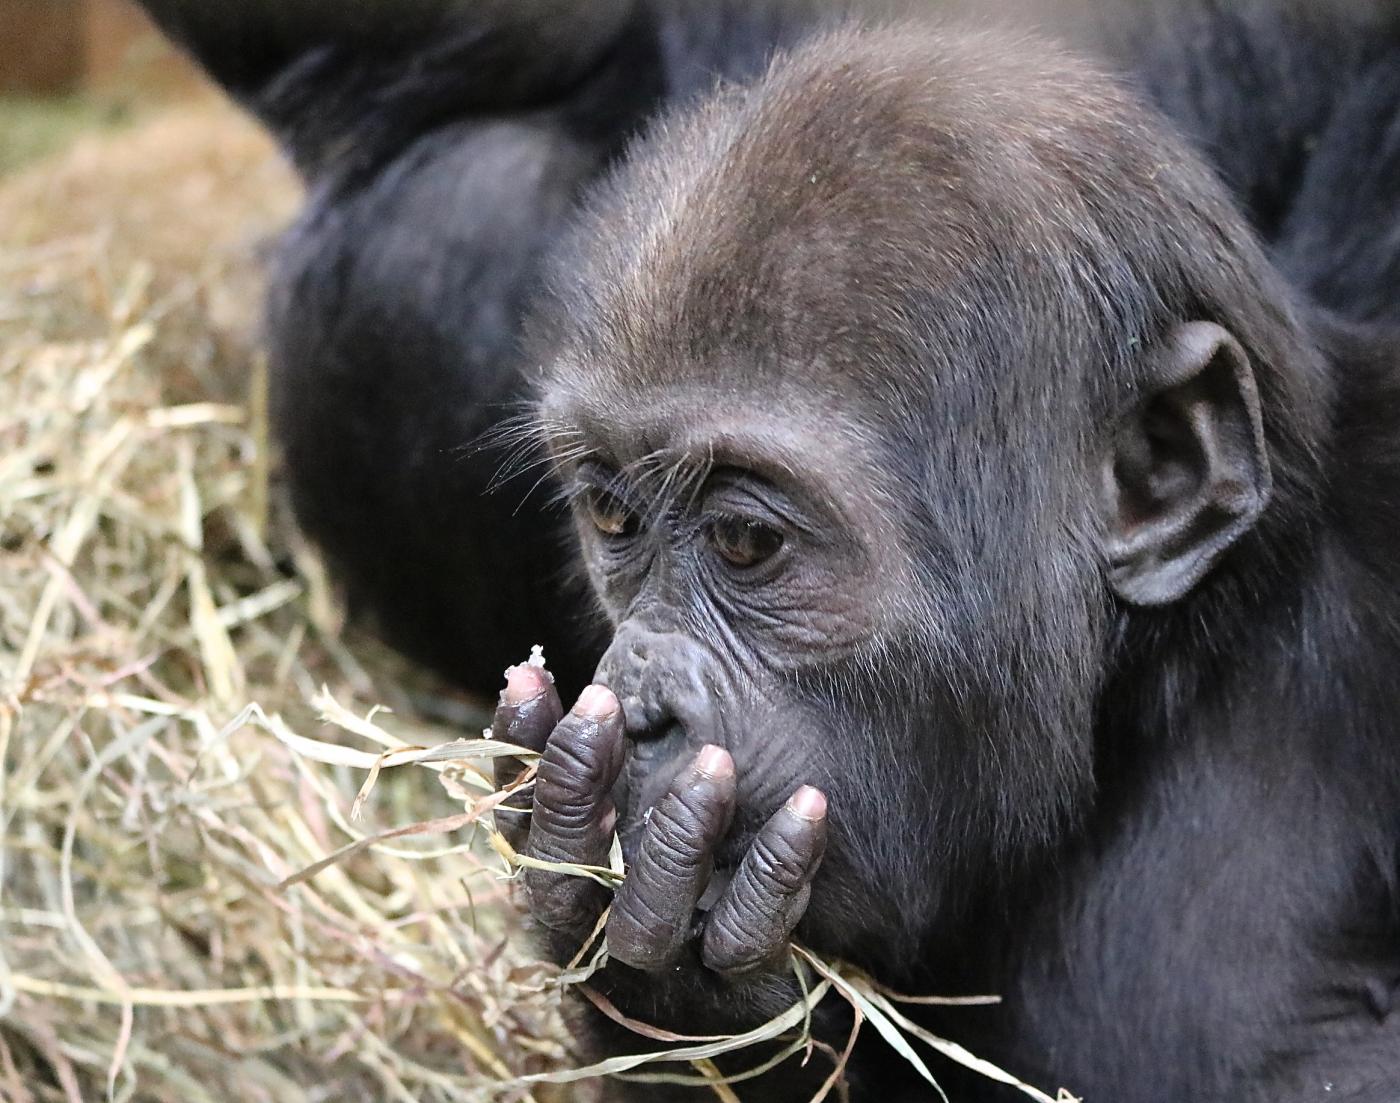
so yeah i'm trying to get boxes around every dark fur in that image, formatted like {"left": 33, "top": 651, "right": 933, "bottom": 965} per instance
{"left": 138, "top": 0, "right": 845, "bottom": 693}
{"left": 142, "top": 1, "right": 1400, "bottom": 1099}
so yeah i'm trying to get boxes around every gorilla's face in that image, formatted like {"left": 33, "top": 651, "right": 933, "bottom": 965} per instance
{"left": 551, "top": 402, "right": 895, "bottom": 879}
{"left": 537, "top": 365, "right": 1103, "bottom": 964}
{"left": 527, "top": 20, "right": 1273, "bottom": 967}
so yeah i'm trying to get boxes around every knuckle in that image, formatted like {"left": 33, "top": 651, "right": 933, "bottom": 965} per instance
{"left": 620, "top": 852, "right": 695, "bottom": 922}
{"left": 526, "top": 826, "right": 604, "bottom": 874}
{"left": 607, "top": 897, "right": 682, "bottom": 970}
{"left": 708, "top": 909, "right": 745, "bottom": 952}
{"left": 702, "top": 910, "right": 771, "bottom": 974}
{"left": 646, "top": 800, "right": 711, "bottom": 866}
{"left": 727, "top": 877, "right": 782, "bottom": 929}
{"left": 641, "top": 840, "right": 696, "bottom": 886}
{"left": 647, "top": 831, "right": 704, "bottom": 880}
{"left": 540, "top": 731, "right": 602, "bottom": 790}
{"left": 704, "top": 879, "right": 810, "bottom": 975}
{"left": 531, "top": 785, "right": 596, "bottom": 832}
{"left": 527, "top": 831, "right": 593, "bottom": 864}
{"left": 749, "top": 833, "right": 810, "bottom": 894}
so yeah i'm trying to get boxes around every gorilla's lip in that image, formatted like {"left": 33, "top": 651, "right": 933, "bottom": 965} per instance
{"left": 614, "top": 724, "right": 755, "bottom": 874}
{"left": 616, "top": 722, "right": 692, "bottom": 817}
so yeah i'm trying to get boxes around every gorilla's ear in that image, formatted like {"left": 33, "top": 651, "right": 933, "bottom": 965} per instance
{"left": 1099, "top": 321, "right": 1272, "bottom": 606}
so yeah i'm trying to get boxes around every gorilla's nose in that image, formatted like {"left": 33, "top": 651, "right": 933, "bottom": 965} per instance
{"left": 594, "top": 623, "right": 713, "bottom": 745}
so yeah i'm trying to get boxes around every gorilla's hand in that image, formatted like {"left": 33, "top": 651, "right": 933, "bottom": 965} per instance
{"left": 492, "top": 662, "right": 828, "bottom": 978}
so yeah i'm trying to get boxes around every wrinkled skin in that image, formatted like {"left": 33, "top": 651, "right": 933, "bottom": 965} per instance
{"left": 491, "top": 667, "right": 829, "bottom": 977}
{"left": 484, "top": 431, "right": 936, "bottom": 1025}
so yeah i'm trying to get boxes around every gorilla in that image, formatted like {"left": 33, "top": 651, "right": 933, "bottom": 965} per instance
{"left": 139, "top": 1, "right": 1400, "bottom": 1099}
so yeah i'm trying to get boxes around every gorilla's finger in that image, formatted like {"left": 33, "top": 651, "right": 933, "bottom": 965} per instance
{"left": 491, "top": 662, "right": 563, "bottom": 848}
{"left": 524, "top": 685, "right": 626, "bottom": 932}
{"left": 607, "top": 746, "right": 736, "bottom": 971}
{"left": 701, "top": 786, "right": 828, "bottom": 977}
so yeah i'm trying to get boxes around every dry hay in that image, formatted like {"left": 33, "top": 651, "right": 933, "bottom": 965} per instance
{"left": 0, "top": 98, "right": 576, "bottom": 1103}
{"left": 0, "top": 94, "right": 1079, "bottom": 1103}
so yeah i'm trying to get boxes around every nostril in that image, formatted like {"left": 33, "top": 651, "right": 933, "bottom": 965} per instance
{"left": 618, "top": 691, "right": 673, "bottom": 739}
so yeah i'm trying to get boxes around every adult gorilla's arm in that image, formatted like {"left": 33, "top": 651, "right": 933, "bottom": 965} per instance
{"left": 134, "top": 0, "right": 665, "bottom": 693}
{"left": 137, "top": 0, "right": 640, "bottom": 180}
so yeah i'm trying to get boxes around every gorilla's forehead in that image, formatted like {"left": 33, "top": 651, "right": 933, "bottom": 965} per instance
{"left": 540, "top": 380, "right": 903, "bottom": 519}
{"left": 541, "top": 21, "right": 1142, "bottom": 408}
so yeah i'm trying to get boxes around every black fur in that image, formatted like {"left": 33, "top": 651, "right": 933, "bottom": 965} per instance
{"left": 138, "top": 0, "right": 842, "bottom": 694}
{"left": 141, "top": 2, "right": 1400, "bottom": 1099}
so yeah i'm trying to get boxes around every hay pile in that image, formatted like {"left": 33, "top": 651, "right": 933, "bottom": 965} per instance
{"left": 0, "top": 98, "right": 573, "bottom": 1103}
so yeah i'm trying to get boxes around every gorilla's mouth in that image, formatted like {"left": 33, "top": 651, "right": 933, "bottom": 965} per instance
{"left": 614, "top": 721, "right": 747, "bottom": 874}
{"left": 626, "top": 720, "right": 689, "bottom": 768}
{"left": 615, "top": 722, "right": 690, "bottom": 859}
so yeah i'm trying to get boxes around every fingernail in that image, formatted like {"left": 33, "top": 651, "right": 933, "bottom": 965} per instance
{"left": 503, "top": 663, "right": 544, "bottom": 704}
{"left": 787, "top": 786, "right": 827, "bottom": 820}
{"left": 574, "top": 684, "right": 617, "bottom": 719}
{"left": 695, "top": 744, "right": 734, "bottom": 779}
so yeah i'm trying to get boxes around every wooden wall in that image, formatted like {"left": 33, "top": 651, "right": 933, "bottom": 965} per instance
{"left": 1, "top": 0, "right": 199, "bottom": 95}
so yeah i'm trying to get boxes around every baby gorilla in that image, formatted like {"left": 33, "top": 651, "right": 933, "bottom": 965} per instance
{"left": 492, "top": 18, "right": 1187, "bottom": 1009}
{"left": 481, "top": 15, "right": 1400, "bottom": 1102}
{"left": 492, "top": 668, "right": 828, "bottom": 976}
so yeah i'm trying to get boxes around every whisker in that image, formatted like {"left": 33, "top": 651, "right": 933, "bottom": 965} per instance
{"left": 679, "top": 447, "right": 713, "bottom": 513}
{"left": 455, "top": 406, "right": 553, "bottom": 459}
{"left": 487, "top": 442, "right": 584, "bottom": 495}
{"left": 512, "top": 461, "right": 577, "bottom": 516}
{"left": 650, "top": 454, "right": 689, "bottom": 511}
{"left": 476, "top": 416, "right": 588, "bottom": 494}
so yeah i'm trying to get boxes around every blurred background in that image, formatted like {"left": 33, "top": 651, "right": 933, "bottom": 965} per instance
{"left": 1, "top": 0, "right": 202, "bottom": 171}
{"left": 0, "top": 4, "right": 574, "bottom": 1101}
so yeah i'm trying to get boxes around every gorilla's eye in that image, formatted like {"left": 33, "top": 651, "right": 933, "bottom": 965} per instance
{"left": 582, "top": 487, "right": 638, "bottom": 538}
{"left": 709, "top": 516, "right": 784, "bottom": 569}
